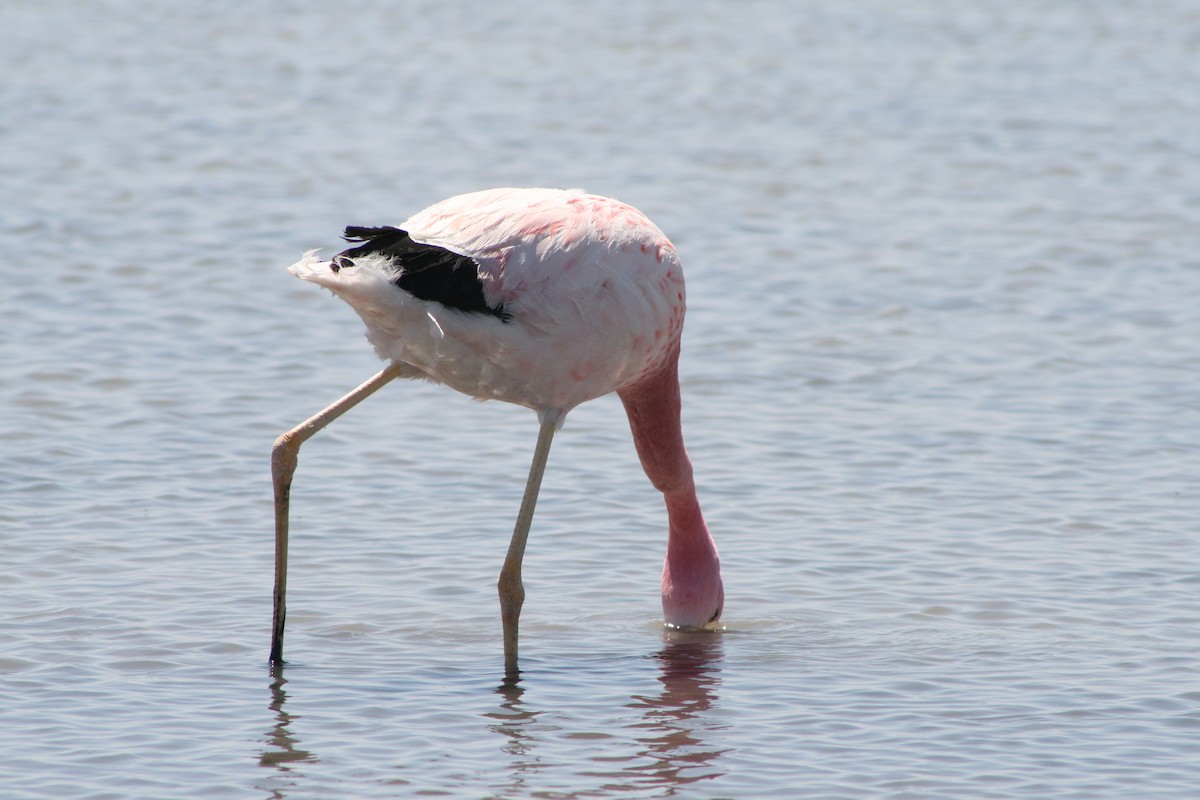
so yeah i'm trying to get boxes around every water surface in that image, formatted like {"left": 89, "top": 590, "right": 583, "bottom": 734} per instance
{"left": 2, "top": 2, "right": 1198, "bottom": 798}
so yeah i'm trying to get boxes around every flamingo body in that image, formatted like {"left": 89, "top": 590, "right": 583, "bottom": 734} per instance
{"left": 290, "top": 188, "right": 684, "bottom": 420}
{"left": 274, "top": 187, "right": 722, "bottom": 672}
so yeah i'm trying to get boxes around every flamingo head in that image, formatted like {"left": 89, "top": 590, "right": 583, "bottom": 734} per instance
{"left": 661, "top": 549, "right": 724, "bottom": 630}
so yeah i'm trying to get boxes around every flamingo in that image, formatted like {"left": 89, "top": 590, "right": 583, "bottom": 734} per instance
{"left": 270, "top": 187, "right": 723, "bottom": 676}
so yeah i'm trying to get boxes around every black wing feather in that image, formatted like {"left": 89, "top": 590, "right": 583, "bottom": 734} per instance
{"left": 335, "top": 226, "right": 509, "bottom": 321}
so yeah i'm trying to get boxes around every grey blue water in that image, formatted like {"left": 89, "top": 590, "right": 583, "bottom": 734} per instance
{"left": 2, "top": 2, "right": 1198, "bottom": 798}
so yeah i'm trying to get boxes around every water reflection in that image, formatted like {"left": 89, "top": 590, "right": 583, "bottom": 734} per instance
{"left": 258, "top": 665, "right": 317, "bottom": 773}
{"left": 488, "top": 679, "right": 547, "bottom": 795}
{"left": 626, "top": 629, "right": 727, "bottom": 790}
{"left": 488, "top": 629, "right": 726, "bottom": 795}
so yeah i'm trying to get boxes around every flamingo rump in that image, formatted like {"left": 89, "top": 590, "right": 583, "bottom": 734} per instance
{"left": 270, "top": 187, "right": 723, "bottom": 676}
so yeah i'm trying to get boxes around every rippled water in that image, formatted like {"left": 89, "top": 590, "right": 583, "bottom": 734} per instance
{"left": 3, "top": 1, "right": 1198, "bottom": 798}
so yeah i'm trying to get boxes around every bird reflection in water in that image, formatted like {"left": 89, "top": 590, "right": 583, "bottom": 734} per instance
{"left": 626, "top": 628, "right": 727, "bottom": 789}
{"left": 488, "top": 628, "right": 725, "bottom": 794}
{"left": 488, "top": 677, "right": 545, "bottom": 797}
{"left": 258, "top": 664, "right": 317, "bottom": 776}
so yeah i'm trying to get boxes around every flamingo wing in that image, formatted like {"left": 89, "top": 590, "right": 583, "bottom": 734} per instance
{"left": 334, "top": 226, "right": 510, "bottom": 321}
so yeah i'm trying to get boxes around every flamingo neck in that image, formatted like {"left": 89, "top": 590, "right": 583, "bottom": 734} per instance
{"left": 618, "top": 346, "right": 724, "bottom": 628}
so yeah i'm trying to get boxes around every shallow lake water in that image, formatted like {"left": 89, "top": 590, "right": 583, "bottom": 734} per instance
{"left": 3, "top": 1, "right": 1198, "bottom": 798}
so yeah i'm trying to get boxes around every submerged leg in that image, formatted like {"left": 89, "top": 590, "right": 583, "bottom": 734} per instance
{"left": 498, "top": 417, "right": 557, "bottom": 679}
{"left": 270, "top": 365, "right": 400, "bottom": 664}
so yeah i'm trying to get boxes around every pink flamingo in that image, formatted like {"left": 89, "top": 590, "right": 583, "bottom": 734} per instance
{"left": 270, "top": 187, "right": 723, "bottom": 675}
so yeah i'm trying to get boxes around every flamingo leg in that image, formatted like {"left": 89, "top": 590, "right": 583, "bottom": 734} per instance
{"left": 498, "top": 418, "right": 557, "bottom": 679}
{"left": 270, "top": 364, "right": 401, "bottom": 664}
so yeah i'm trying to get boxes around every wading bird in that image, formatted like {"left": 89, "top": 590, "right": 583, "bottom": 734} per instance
{"left": 271, "top": 188, "right": 723, "bottom": 676}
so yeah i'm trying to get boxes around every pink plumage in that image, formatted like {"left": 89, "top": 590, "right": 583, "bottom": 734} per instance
{"left": 272, "top": 187, "right": 722, "bottom": 675}
{"left": 290, "top": 188, "right": 684, "bottom": 418}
